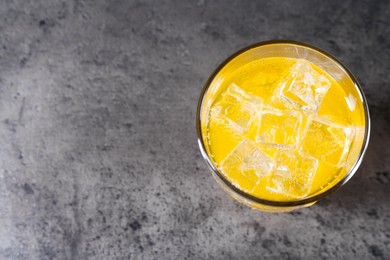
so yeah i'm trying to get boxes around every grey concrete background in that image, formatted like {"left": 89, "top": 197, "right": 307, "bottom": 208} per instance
{"left": 0, "top": 0, "right": 389, "bottom": 259}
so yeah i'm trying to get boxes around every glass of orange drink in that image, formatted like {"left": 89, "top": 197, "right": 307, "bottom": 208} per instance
{"left": 197, "top": 41, "right": 370, "bottom": 212}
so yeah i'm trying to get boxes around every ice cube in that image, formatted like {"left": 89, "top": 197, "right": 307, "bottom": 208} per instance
{"left": 267, "top": 165, "right": 292, "bottom": 192}
{"left": 267, "top": 151, "right": 319, "bottom": 198}
{"left": 301, "top": 117, "right": 355, "bottom": 165}
{"left": 220, "top": 140, "right": 273, "bottom": 192}
{"left": 256, "top": 107, "right": 303, "bottom": 147}
{"left": 280, "top": 60, "right": 331, "bottom": 112}
{"left": 211, "top": 83, "right": 263, "bottom": 134}
{"left": 256, "top": 143, "right": 287, "bottom": 161}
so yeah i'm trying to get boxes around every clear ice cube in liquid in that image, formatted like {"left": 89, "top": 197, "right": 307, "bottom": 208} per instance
{"left": 280, "top": 60, "right": 331, "bottom": 112}
{"left": 302, "top": 117, "right": 355, "bottom": 166}
{"left": 211, "top": 83, "right": 263, "bottom": 134}
{"left": 267, "top": 151, "right": 319, "bottom": 198}
{"left": 256, "top": 107, "right": 303, "bottom": 147}
{"left": 220, "top": 140, "right": 274, "bottom": 192}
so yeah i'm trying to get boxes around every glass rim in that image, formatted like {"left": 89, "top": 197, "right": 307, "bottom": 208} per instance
{"left": 196, "top": 40, "right": 371, "bottom": 207}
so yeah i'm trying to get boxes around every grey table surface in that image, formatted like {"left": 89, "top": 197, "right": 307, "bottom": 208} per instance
{"left": 0, "top": 0, "right": 389, "bottom": 259}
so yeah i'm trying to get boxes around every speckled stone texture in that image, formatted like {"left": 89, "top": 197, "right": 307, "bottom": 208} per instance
{"left": 0, "top": 0, "right": 389, "bottom": 259}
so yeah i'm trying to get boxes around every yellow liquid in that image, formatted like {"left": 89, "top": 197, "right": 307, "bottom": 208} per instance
{"left": 206, "top": 57, "right": 364, "bottom": 201}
